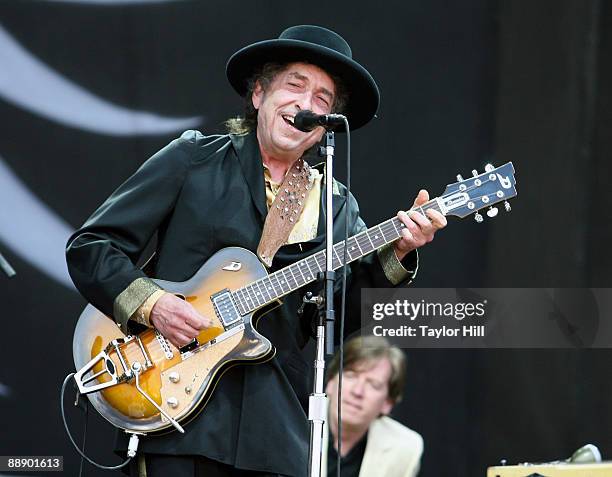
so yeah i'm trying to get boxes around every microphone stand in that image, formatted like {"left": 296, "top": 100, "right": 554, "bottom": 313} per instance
{"left": 307, "top": 130, "right": 336, "bottom": 477}
{"left": 0, "top": 250, "right": 16, "bottom": 278}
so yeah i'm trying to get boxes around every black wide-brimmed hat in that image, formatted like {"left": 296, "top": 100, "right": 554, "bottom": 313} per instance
{"left": 226, "top": 25, "right": 380, "bottom": 131}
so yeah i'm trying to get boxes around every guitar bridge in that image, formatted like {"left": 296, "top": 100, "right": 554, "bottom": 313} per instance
{"left": 74, "top": 335, "right": 152, "bottom": 394}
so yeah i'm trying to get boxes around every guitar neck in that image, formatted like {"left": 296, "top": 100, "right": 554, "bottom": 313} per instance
{"left": 232, "top": 199, "right": 444, "bottom": 315}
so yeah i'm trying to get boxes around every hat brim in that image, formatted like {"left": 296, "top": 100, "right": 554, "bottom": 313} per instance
{"left": 226, "top": 39, "right": 380, "bottom": 131}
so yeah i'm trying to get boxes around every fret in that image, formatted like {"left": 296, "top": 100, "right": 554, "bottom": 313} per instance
{"left": 295, "top": 263, "right": 306, "bottom": 283}
{"left": 332, "top": 247, "right": 342, "bottom": 268}
{"left": 380, "top": 220, "right": 397, "bottom": 242}
{"left": 345, "top": 238, "right": 359, "bottom": 260}
{"left": 379, "top": 224, "right": 389, "bottom": 244}
{"left": 370, "top": 226, "right": 384, "bottom": 247}
{"left": 252, "top": 282, "right": 264, "bottom": 305}
{"left": 234, "top": 288, "right": 245, "bottom": 312}
{"left": 365, "top": 230, "right": 376, "bottom": 249}
{"left": 345, "top": 242, "right": 356, "bottom": 261}
{"left": 270, "top": 273, "right": 283, "bottom": 298}
{"left": 297, "top": 260, "right": 312, "bottom": 282}
{"left": 253, "top": 281, "right": 263, "bottom": 303}
{"left": 392, "top": 218, "right": 403, "bottom": 235}
{"left": 248, "top": 284, "right": 262, "bottom": 307}
{"left": 356, "top": 231, "right": 372, "bottom": 254}
{"left": 314, "top": 252, "right": 325, "bottom": 272}
{"left": 277, "top": 269, "right": 289, "bottom": 291}
{"left": 304, "top": 258, "right": 316, "bottom": 280}
{"left": 262, "top": 276, "right": 276, "bottom": 300}
{"left": 336, "top": 243, "right": 353, "bottom": 264}
{"left": 257, "top": 278, "right": 272, "bottom": 302}
{"left": 281, "top": 268, "right": 296, "bottom": 291}
{"left": 289, "top": 265, "right": 302, "bottom": 287}
{"left": 352, "top": 236, "right": 365, "bottom": 256}
{"left": 243, "top": 286, "right": 256, "bottom": 308}
{"left": 232, "top": 292, "right": 245, "bottom": 315}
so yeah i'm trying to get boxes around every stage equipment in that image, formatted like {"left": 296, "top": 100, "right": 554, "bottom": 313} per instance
{"left": 488, "top": 444, "right": 605, "bottom": 477}
{"left": 487, "top": 463, "right": 612, "bottom": 477}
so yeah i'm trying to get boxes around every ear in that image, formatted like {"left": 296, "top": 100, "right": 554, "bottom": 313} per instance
{"left": 381, "top": 398, "right": 393, "bottom": 416}
{"left": 251, "top": 80, "right": 264, "bottom": 110}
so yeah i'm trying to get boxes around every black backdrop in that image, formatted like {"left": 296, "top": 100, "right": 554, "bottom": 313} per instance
{"left": 0, "top": 1, "right": 610, "bottom": 476}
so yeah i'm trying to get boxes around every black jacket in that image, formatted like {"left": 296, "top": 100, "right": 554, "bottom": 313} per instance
{"left": 66, "top": 130, "right": 416, "bottom": 477}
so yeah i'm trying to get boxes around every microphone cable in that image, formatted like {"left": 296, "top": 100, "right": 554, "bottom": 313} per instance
{"left": 336, "top": 116, "right": 350, "bottom": 477}
{"left": 60, "top": 373, "right": 133, "bottom": 471}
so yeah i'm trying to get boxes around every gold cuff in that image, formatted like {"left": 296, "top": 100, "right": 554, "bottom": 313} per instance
{"left": 113, "top": 277, "right": 163, "bottom": 334}
{"left": 378, "top": 244, "right": 417, "bottom": 285}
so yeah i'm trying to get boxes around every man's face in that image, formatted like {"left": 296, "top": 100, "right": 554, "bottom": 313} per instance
{"left": 326, "top": 357, "right": 394, "bottom": 432}
{"left": 252, "top": 62, "right": 336, "bottom": 161}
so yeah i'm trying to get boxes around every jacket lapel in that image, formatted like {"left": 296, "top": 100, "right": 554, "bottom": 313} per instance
{"left": 231, "top": 132, "right": 267, "bottom": 222}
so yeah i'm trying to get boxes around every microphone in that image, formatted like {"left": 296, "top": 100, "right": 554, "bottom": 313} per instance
{"left": 293, "top": 110, "right": 346, "bottom": 132}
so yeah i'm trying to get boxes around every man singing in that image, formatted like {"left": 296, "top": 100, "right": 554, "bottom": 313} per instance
{"left": 67, "top": 25, "right": 445, "bottom": 477}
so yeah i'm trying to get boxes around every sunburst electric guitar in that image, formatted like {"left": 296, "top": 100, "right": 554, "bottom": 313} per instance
{"left": 72, "top": 163, "right": 517, "bottom": 434}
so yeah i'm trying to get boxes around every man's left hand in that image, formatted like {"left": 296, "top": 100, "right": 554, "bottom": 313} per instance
{"left": 394, "top": 189, "right": 447, "bottom": 261}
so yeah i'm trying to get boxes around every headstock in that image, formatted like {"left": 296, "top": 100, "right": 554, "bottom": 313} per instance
{"left": 438, "top": 162, "right": 517, "bottom": 221}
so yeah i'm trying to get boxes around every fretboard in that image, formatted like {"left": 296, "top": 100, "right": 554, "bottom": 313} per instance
{"left": 231, "top": 199, "right": 443, "bottom": 315}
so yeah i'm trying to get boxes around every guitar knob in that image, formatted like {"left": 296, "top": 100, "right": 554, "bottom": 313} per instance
{"left": 474, "top": 212, "right": 484, "bottom": 223}
{"left": 504, "top": 201, "right": 511, "bottom": 212}
{"left": 485, "top": 163, "right": 494, "bottom": 172}
{"left": 486, "top": 206, "right": 498, "bottom": 218}
{"left": 472, "top": 169, "right": 479, "bottom": 177}
{"left": 167, "top": 397, "right": 179, "bottom": 409}
{"left": 169, "top": 372, "right": 180, "bottom": 383}
{"left": 456, "top": 174, "right": 464, "bottom": 181}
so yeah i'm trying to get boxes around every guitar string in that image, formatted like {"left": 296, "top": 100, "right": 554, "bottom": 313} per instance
{"left": 233, "top": 185, "right": 511, "bottom": 313}
{"left": 234, "top": 171, "right": 515, "bottom": 307}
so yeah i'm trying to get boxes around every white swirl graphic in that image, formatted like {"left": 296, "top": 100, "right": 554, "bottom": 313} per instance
{"left": 0, "top": 24, "right": 202, "bottom": 136}
{"left": 0, "top": 157, "right": 75, "bottom": 289}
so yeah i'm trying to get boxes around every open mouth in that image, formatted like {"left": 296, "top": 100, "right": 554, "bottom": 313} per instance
{"left": 281, "top": 114, "right": 299, "bottom": 130}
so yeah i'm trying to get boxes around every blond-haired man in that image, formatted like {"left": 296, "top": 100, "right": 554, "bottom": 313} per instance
{"left": 325, "top": 336, "right": 423, "bottom": 477}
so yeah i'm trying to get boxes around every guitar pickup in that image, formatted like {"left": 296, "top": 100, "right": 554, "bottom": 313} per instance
{"left": 211, "top": 289, "right": 242, "bottom": 329}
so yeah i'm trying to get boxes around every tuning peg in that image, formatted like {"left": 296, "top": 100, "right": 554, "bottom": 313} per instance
{"left": 486, "top": 206, "right": 498, "bottom": 218}
{"left": 504, "top": 201, "right": 511, "bottom": 212}
{"left": 484, "top": 163, "right": 494, "bottom": 172}
{"left": 456, "top": 174, "right": 464, "bottom": 181}
{"left": 472, "top": 169, "right": 478, "bottom": 177}
{"left": 474, "top": 212, "right": 483, "bottom": 223}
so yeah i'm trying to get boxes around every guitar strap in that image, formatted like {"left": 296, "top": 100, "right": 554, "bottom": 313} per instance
{"left": 257, "top": 158, "right": 313, "bottom": 267}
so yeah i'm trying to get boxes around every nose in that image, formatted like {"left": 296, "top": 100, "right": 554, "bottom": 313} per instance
{"left": 350, "top": 377, "right": 366, "bottom": 397}
{"left": 295, "top": 92, "right": 314, "bottom": 113}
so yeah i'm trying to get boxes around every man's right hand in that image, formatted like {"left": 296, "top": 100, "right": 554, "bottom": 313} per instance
{"left": 149, "top": 293, "right": 212, "bottom": 348}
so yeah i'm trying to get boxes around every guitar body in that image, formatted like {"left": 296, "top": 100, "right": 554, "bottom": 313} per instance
{"left": 73, "top": 247, "right": 277, "bottom": 434}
